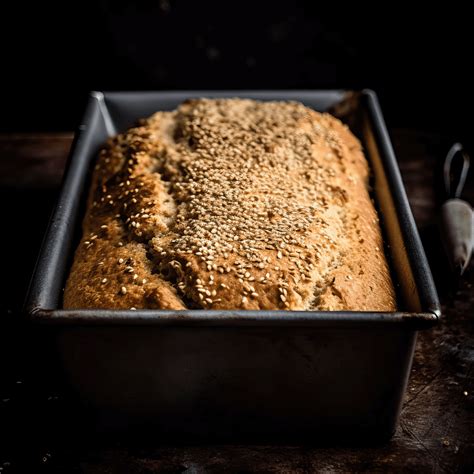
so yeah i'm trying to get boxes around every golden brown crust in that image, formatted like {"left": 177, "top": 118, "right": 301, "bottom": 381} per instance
{"left": 63, "top": 98, "right": 396, "bottom": 311}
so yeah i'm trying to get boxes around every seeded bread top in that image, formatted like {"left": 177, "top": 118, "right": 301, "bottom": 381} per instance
{"left": 63, "top": 98, "right": 396, "bottom": 311}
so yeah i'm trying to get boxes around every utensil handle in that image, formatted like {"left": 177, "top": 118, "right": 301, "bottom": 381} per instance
{"left": 444, "top": 143, "right": 470, "bottom": 199}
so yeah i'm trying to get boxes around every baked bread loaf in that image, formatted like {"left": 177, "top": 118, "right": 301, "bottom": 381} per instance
{"left": 64, "top": 98, "right": 396, "bottom": 311}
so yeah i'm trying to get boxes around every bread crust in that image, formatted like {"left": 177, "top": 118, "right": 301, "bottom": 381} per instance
{"left": 64, "top": 99, "right": 396, "bottom": 311}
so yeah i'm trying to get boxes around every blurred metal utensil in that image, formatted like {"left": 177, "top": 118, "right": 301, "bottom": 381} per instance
{"left": 439, "top": 143, "right": 473, "bottom": 275}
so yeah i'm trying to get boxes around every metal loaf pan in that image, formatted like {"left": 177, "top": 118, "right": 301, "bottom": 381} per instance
{"left": 25, "top": 90, "right": 441, "bottom": 442}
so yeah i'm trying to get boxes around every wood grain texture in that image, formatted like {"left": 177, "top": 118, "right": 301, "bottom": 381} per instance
{"left": 0, "top": 130, "right": 472, "bottom": 473}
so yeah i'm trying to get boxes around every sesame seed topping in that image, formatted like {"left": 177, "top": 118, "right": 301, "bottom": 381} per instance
{"left": 82, "top": 98, "right": 388, "bottom": 312}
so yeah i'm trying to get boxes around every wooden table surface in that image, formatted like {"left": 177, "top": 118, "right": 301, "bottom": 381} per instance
{"left": 0, "top": 131, "right": 472, "bottom": 473}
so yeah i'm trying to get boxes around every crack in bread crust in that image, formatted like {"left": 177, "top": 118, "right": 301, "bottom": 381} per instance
{"left": 63, "top": 98, "right": 396, "bottom": 311}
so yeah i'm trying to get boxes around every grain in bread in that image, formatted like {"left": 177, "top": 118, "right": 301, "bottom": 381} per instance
{"left": 64, "top": 98, "right": 396, "bottom": 311}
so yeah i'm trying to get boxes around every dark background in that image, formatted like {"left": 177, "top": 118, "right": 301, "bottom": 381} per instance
{"left": 1, "top": 1, "right": 472, "bottom": 143}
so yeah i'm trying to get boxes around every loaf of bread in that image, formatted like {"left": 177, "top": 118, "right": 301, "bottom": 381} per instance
{"left": 64, "top": 98, "right": 396, "bottom": 311}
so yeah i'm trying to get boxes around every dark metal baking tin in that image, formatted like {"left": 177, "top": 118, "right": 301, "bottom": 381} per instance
{"left": 25, "top": 90, "right": 440, "bottom": 442}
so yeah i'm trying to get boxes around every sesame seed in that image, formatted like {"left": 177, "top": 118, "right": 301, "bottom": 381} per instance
{"left": 120, "top": 286, "right": 127, "bottom": 295}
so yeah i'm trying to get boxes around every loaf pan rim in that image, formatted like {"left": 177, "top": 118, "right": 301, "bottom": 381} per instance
{"left": 28, "top": 307, "right": 438, "bottom": 329}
